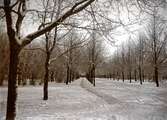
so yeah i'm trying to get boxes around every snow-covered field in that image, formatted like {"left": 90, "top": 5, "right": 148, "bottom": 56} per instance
{"left": 1, "top": 78, "right": 167, "bottom": 120}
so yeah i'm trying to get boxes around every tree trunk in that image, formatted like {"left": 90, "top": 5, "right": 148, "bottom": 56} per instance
{"left": 129, "top": 71, "right": 132, "bottom": 83}
{"left": 43, "top": 53, "right": 50, "bottom": 100}
{"left": 17, "top": 74, "right": 22, "bottom": 86}
{"left": 66, "top": 65, "right": 69, "bottom": 85}
{"left": 71, "top": 70, "right": 74, "bottom": 81}
{"left": 142, "top": 70, "right": 145, "bottom": 82}
{"left": 0, "top": 73, "right": 5, "bottom": 86}
{"left": 50, "top": 71, "right": 54, "bottom": 82}
{"left": 92, "top": 65, "right": 95, "bottom": 86}
{"left": 113, "top": 72, "right": 115, "bottom": 80}
{"left": 134, "top": 69, "right": 137, "bottom": 82}
{"left": 122, "top": 71, "right": 124, "bottom": 82}
{"left": 154, "top": 66, "right": 159, "bottom": 87}
{"left": 139, "top": 66, "right": 142, "bottom": 85}
{"left": 117, "top": 72, "right": 119, "bottom": 81}
{"left": 69, "top": 68, "right": 72, "bottom": 83}
{"left": 6, "top": 44, "right": 20, "bottom": 120}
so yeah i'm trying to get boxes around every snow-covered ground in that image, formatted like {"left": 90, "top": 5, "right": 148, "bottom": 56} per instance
{"left": 1, "top": 78, "right": 167, "bottom": 120}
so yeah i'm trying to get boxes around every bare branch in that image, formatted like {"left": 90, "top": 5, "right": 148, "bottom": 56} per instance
{"left": 15, "top": 0, "right": 26, "bottom": 37}
{"left": 11, "top": 0, "right": 19, "bottom": 8}
{"left": 3, "top": 0, "right": 16, "bottom": 43}
{"left": 21, "top": 0, "right": 95, "bottom": 47}
{"left": 49, "top": 40, "right": 88, "bottom": 64}
{"left": 23, "top": 47, "right": 46, "bottom": 53}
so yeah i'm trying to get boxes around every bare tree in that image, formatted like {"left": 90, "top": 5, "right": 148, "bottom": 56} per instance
{"left": 65, "top": 30, "right": 77, "bottom": 85}
{"left": 126, "top": 39, "right": 132, "bottom": 83}
{"left": 145, "top": 7, "right": 167, "bottom": 87}
{"left": 1, "top": 0, "right": 95, "bottom": 119}
{"left": 38, "top": 0, "right": 62, "bottom": 100}
{"left": 120, "top": 44, "right": 125, "bottom": 82}
{"left": 86, "top": 31, "right": 103, "bottom": 86}
{"left": 137, "top": 32, "right": 146, "bottom": 84}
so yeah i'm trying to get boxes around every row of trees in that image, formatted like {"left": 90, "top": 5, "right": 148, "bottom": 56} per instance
{"left": 108, "top": 10, "right": 167, "bottom": 87}
{"left": 0, "top": 0, "right": 166, "bottom": 120}
{"left": 0, "top": 23, "right": 105, "bottom": 119}
{"left": 0, "top": 0, "right": 96, "bottom": 119}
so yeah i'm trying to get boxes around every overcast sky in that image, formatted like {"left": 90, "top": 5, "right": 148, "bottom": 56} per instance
{"left": 1, "top": 0, "right": 167, "bottom": 57}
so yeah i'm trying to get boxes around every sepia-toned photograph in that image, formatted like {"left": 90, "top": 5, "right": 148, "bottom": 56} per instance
{"left": 0, "top": 0, "right": 167, "bottom": 120}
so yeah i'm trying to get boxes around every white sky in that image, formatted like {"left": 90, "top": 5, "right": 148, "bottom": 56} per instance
{"left": 103, "top": 1, "right": 167, "bottom": 57}
{"left": 1, "top": 0, "right": 167, "bottom": 57}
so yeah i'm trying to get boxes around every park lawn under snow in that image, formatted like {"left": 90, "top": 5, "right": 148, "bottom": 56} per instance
{"left": 0, "top": 78, "right": 167, "bottom": 120}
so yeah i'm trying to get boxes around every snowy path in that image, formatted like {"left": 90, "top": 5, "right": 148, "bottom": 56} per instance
{"left": 81, "top": 78, "right": 167, "bottom": 120}
{"left": 1, "top": 78, "right": 167, "bottom": 120}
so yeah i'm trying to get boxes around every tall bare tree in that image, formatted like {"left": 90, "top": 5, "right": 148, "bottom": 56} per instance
{"left": 38, "top": 0, "right": 62, "bottom": 100}
{"left": 126, "top": 39, "right": 132, "bottom": 83}
{"left": 145, "top": 7, "right": 167, "bottom": 87}
{"left": 137, "top": 32, "right": 146, "bottom": 84}
{"left": 120, "top": 44, "right": 125, "bottom": 82}
{"left": 1, "top": 0, "right": 95, "bottom": 119}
